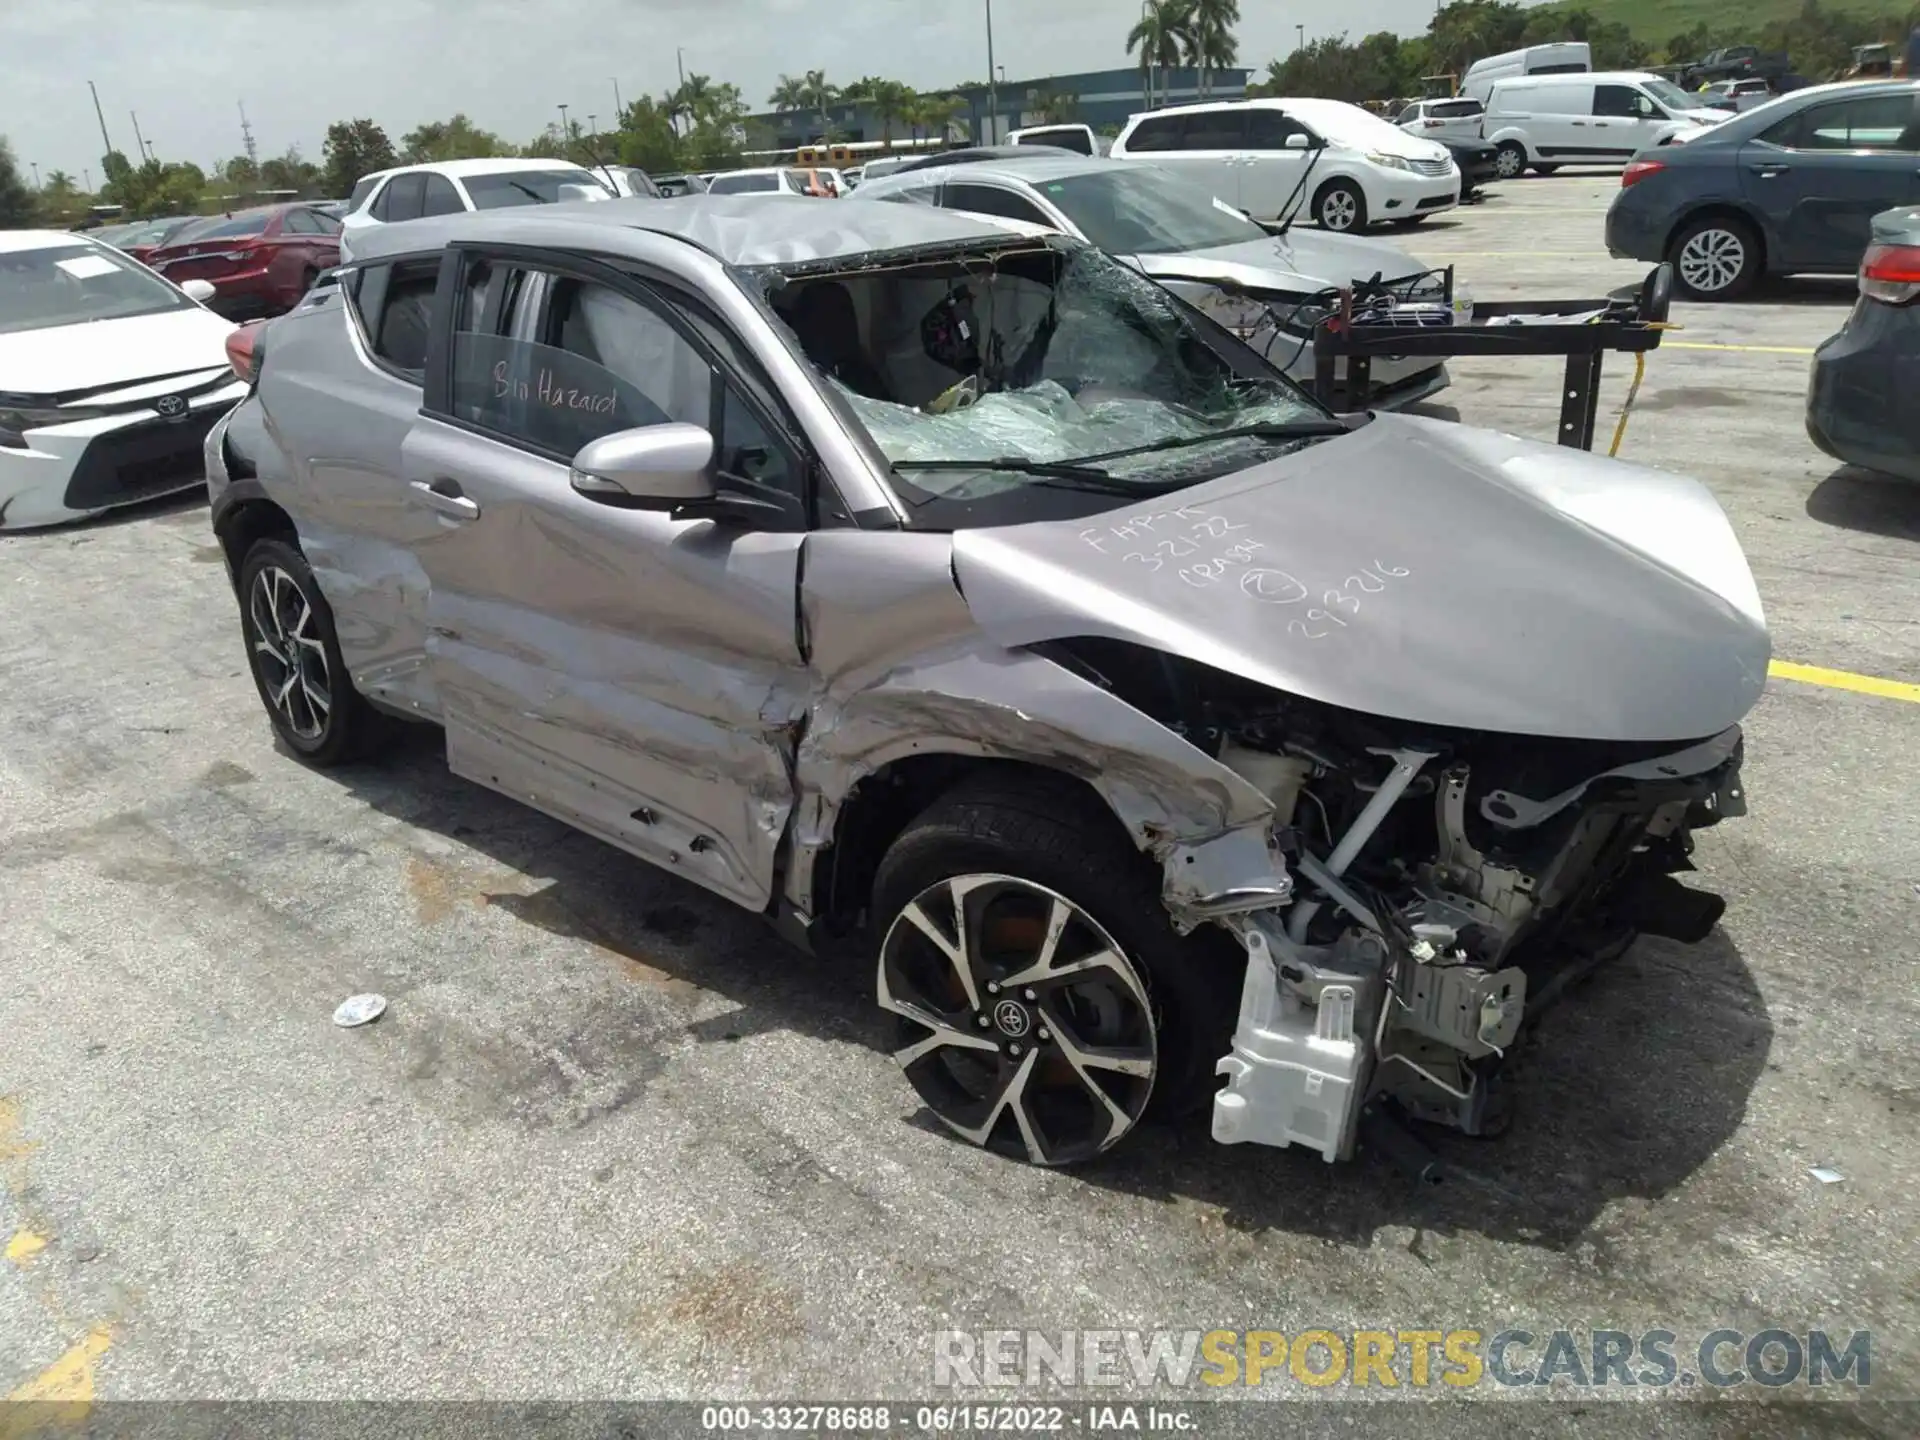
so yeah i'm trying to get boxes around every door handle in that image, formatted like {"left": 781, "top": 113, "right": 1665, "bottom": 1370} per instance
{"left": 1572, "top": 120, "right": 1587, "bottom": 126}
{"left": 410, "top": 478, "right": 479, "bottom": 520}
{"left": 1749, "top": 163, "right": 1790, "bottom": 177}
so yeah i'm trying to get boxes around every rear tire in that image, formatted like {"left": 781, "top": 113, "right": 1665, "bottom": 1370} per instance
{"left": 872, "top": 774, "right": 1241, "bottom": 1165}
{"left": 237, "top": 538, "right": 383, "bottom": 767}
{"left": 1313, "top": 179, "right": 1369, "bottom": 232}
{"left": 1669, "top": 214, "right": 1762, "bottom": 301}
{"left": 1492, "top": 142, "right": 1526, "bottom": 180}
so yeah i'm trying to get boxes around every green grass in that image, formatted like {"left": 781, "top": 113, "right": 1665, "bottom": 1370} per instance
{"left": 1540, "top": 0, "right": 1911, "bottom": 44}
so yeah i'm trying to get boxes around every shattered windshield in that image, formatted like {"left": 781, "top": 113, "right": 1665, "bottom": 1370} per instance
{"left": 762, "top": 242, "right": 1335, "bottom": 528}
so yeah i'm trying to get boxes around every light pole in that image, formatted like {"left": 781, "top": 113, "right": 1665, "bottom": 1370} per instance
{"left": 1139, "top": 0, "right": 1154, "bottom": 109}
{"left": 30, "top": 162, "right": 41, "bottom": 189}
{"left": 984, "top": 0, "right": 997, "bottom": 144}
{"left": 1296, "top": 24, "right": 1305, "bottom": 54}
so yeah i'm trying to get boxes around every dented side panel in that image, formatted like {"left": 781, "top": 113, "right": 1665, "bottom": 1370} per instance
{"left": 788, "top": 529, "right": 1283, "bottom": 922}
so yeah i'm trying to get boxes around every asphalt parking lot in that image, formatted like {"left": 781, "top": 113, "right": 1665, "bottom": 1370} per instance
{"left": 3, "top": 174, "right": 1917, "bottom": 1430}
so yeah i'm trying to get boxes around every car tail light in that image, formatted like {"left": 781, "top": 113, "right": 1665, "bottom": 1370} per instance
{"left": 1621, "top": 159, "right": 1666, "bottom": 188}
{"left": 1860, "top": 242, "right": 1920, "bottom": 305}
{"left": 225, "top": 322, "right": 266, "bottom": 385}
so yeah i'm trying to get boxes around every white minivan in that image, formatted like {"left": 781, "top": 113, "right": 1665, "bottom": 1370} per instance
{"left": 1461, "top": 42, "right": 1592, "bottom": 102}
{"left": 1481, "top": 72, "right": 1731, "bottom": 178}
{"left": 1111, "top": 97, "right": 1459, "bottom": 231}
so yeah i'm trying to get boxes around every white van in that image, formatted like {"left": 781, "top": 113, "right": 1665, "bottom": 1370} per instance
{"left": 1111, "top": 97, "right": 1459, "bottom": 231}
{"left": 1461, "top": 43, "right": 1592, "bottom": 103}
{"left": 1480, "top": 72, "right": 1730, "bottom": 177}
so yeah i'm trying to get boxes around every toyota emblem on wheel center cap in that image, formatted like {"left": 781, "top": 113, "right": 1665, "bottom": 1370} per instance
{"left": 154, "top": 394, "right": 188, "bottom": 419}
{"left": 992, "top": 999, "right": 1031, "bottom": 1038}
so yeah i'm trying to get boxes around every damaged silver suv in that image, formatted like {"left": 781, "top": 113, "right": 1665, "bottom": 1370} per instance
{"left": 204, "top": 196, "right": 1767, "bottom": 1168}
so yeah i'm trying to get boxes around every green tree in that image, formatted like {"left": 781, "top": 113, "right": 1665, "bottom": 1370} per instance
{"left": 260, "top": 145, "right": 321, "bottom": 196}
{"left": 868, "top": 79, "right": 915, "bottom": 150}
{"left": 322, "top": 120, "right": 397, "bottom": 198}
{"left": 399, "top": 114, "right": 508, "bottom": 165}
{"left": 0, "top": 137, "right": 35, "bottom": 228}
{"left": 614, "top": 97, "right": 681, "bottom": 173}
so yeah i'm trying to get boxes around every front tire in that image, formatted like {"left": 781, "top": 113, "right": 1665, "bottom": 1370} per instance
{"left": 872, "top": 776, "right": 1240, "bottom": 1165}
{"left": 1313, "top": 179, "right": 1368, "bottom": 232}
{"left": 1492, "top": 142, "right": 1526, "bottom": 180}
{"left": 1669, "top": 214, "right": 1762, "bottom": 300}
{"left": 237, "top": 538, "right": 381, "bottom": 766}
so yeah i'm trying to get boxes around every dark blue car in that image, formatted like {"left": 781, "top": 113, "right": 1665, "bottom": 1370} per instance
{"left": 1807, "top": 205, "right": 1920, "bottom": 480}
{"left": 1605, "top": 80, "right": 1920, "bottom": 299}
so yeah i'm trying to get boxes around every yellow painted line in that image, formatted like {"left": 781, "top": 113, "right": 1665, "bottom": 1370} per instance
{"left": 3, "top": 1324, "right": 112, "bottom": 1410}
{"left": 1667, "top": 341, "right": 1817, "bottom": 355}
{"left": 5, "top": 1228, "right": 47, "bottom": 1266}
{"left": 1771, "top": 660, "right": 1920, "bottom": 704}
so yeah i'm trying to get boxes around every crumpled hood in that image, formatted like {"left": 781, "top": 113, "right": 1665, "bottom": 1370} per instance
{"left": 0, "top": 306, "right": 234, "bottom": 397}
{"left": 950, "top": 413, "right": 1770, "bottom": 743}
{"left": 1131, "top": 230, "right": 1428, "bottom": 296}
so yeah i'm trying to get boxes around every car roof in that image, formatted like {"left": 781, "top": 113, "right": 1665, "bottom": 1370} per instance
{"left": 364, "top": 157, "right": 592, "bottom": 183}
{"left": 347, "top": 192, "right": 1029, "bottom": 269}
{"left": 0, "top": 229, "right": 109, "bottom": 255}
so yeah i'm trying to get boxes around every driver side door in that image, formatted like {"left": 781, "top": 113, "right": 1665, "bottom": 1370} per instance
{"left": 401, "top": 245, "right": 815, "bottom": 910}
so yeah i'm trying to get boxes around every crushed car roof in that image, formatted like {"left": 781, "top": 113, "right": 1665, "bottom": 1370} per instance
{"left": 346, "top": 193, "right": 1025, "bottom": 269}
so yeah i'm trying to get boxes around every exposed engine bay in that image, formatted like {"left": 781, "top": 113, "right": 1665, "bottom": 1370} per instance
{"left": 1034, "top": 637, "right": 1747, "bottom": 1161}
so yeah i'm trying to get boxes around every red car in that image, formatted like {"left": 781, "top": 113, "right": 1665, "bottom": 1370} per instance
{"left": 144, "top": 203, "right": 342, "bottom": 320}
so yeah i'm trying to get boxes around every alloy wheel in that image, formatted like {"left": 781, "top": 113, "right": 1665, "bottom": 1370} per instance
{"left": 878, "top": 874, "right": 1157, "bottom": 1165}
{"left": 1676, "top": 227, "right": 1747, "bottom": 295}
{"left": 1320, "top": 189, "right": 1359, "bottom": 230}
{"left": 248, "top": 564, "right": 332, "bottom": 742}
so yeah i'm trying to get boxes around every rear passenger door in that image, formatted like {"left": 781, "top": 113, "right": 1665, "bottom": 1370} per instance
{"left": 261, "top": 253, "right": 445, "bottom": 714}
{"left": 399, "top": 246, "right": 817, "bottom": 909}
{"left": 1743, "top": 92, "right": 1920, "bottom": 268}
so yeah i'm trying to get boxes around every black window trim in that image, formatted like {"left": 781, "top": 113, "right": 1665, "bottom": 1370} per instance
{"left": 943, "top": 179, "right": 1052, "bottom": 226}
{"left": 421, "top": 242, "right": 827, "bottom": 530}
{"left": 1763, "top": 91, "right": 1920, "bottom": 152}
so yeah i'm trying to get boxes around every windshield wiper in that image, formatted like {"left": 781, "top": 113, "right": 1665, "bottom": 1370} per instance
{"left": 892, "top": 456, "right": 1143, "bottom": 495}
{"left": 1074, "top": 420, "right": 1351, "bottom": 467}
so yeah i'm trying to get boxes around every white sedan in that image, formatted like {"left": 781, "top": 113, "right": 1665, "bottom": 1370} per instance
{"left": 1, "top": 230, "right": 246, "bottom": 531}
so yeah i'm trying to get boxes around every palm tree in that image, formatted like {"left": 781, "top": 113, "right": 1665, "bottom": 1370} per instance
{"left": 768, "top": 75, "right": 809, "bottom": 112}
{"left": 869, "top": 80, "right": 915, "bottom": 152}
{"left": 1184, "top": 0, "right": 1240, "bottom": 98}
{"left": 1127, "top": 0, "right": 1190, "bottom": 108}
{"left": 669, "top": 73, "right": 715, "bottom": 136}
{"left": 802, "top": 69, "right": 839, "bottom": 132}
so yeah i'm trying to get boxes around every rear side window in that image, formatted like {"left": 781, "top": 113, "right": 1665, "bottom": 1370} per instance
{"left": 944, "top": 183, "right": 1051, "bottom": 226}
{"left": 283, "top": 209, "right": 324, "bottom": 235}
{"left": 348, "top": 176, "right": 381, "bottom": 211}
{"left": 348, "top": 258, "right": 441, "bottom": 379}
{"left": 1019, "top": 128, "right": 1092, "bottom": 154}
{"left": 1180, "top": 112, "right": 1247, "bottom": 150}
{"left": 1763, "top": 94, "right": 1917, "bottom": 151}
{"left": 1432, "top": 99, "right": 1483, "bottom": 118}
{"left": 421, "top": 174, "right": 464, "bottom": 217}
{"left": 1122, "top": 114, "right": 1184, "bottom": 152}
{"left": 372, "top": 173, "right": 426, "bottom": 222}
